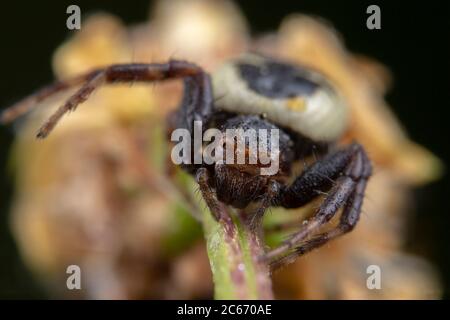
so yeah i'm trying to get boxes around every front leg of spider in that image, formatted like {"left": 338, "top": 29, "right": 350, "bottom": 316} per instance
{"left": 0, "top": 60, "right": 213, "bottom": 139}
{"left": 0, "top": 59, "right": 228, "bottom": 223}
{"left": 195, "top": 167, "right": 226, "bottom": 222}
{"left": 265, "top": 143, "right": 372, "bottom": 268}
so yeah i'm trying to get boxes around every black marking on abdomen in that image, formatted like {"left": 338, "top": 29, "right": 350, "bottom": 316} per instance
{"left": 237, "top": 61, "right": 319, "bottom": 98}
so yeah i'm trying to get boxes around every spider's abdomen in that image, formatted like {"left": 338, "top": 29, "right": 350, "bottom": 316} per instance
{"left": 212, "top": 54, "right": 349, "bottom": 142}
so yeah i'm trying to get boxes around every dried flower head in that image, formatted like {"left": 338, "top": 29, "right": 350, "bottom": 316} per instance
{"left": 8, "top": 0, "right": 442, "bottom": 299}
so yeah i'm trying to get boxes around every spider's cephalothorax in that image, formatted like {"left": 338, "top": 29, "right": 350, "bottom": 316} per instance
{"left": 1, "top": 54, "right": 372, "bottom": 267}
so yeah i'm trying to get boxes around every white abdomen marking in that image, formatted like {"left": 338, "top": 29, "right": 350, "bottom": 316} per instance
{"left": 212, "top": 54, "right": 349, "bottom": 142}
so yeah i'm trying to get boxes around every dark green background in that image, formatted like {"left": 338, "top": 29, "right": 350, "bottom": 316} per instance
{"left": 0, "top": 0, "right": 449, "bottom": 299}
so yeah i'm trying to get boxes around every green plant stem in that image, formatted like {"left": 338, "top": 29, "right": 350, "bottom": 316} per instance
{"left": 202, "top": 206, "right": 273, "bottom": 299}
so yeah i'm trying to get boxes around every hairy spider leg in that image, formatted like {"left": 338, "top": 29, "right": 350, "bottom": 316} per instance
{"left": 270, "top": 176, "right": 369, "bottom": 269}
{"left": 196, "top": 167, "right": 227, "bottom": 221}
{"left": 248, "top": 180, "right": 280, "bottom": 232}
{"left": 0, "top": 61, "right": 213, "bottom": 139}
{"left": 264, "top": 143, "right": 372, "bottom": 265}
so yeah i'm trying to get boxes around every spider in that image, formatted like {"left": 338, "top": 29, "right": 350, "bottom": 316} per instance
{"left": 1, "top": 53, "right": 372, "bottom": 267}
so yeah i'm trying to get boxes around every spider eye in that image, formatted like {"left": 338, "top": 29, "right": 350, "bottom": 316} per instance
{"left": 212, "top": 54, "right": 349, "bottom": 142}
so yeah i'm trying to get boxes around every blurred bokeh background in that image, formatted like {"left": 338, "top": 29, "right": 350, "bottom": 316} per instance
{"left": 0, "top": 0, "right": 449, "bottom": 299}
